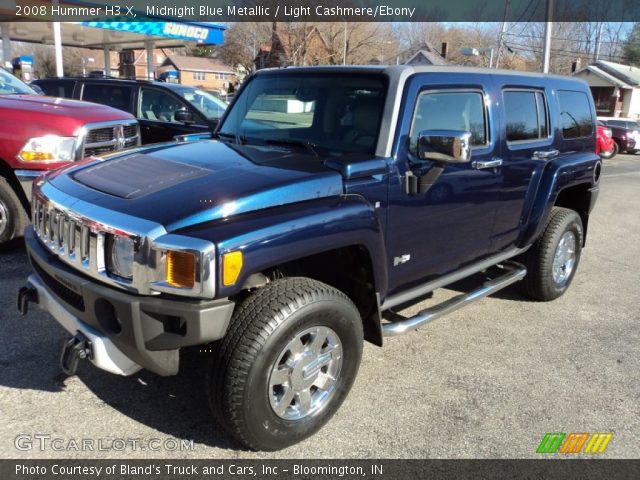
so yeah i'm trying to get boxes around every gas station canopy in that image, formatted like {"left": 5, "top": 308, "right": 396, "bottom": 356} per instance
{"left": 0, "top": 19, "right": 225, "bottom": 79}
{"left": 4, "top": 21, "right": 224, "bottom": 49}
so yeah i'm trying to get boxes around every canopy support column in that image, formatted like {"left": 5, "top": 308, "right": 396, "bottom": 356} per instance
{"left": 145, "top": 40, "right": 155, "bottom": 80}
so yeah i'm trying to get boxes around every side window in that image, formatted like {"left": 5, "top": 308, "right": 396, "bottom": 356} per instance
{"left": 138, "top": 88, "right": 188, "bottom": 123}
{"left": 82, "top": 84, "right": 132, "bottom": 113}
{"left": 503, "top": 90, "right": 549, "bottom": 142}
{"left": 39, "top": 81, "right": 73, "bottom": 98}
{"left": 558, "top": 90, "right": 593, "bottom": 139}
{"left": 410, "top": 90, "right": 487, "bottom": 153}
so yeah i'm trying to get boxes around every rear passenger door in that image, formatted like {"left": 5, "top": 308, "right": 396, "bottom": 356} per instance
{"left": 492, "top": 87, "right": 555, "bottom": 251}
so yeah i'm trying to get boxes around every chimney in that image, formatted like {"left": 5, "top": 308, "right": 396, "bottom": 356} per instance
{"left": 571, "top": 57, "right": 582, "bottom": 73}
{"left": 441, "top": 42, "right": 448, "bottom": 59}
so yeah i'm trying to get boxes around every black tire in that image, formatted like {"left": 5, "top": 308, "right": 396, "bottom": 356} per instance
{"left": 600, "top": 142, "right": 618, "bottom": 159}
{"left": 0, "top": 177, "right": 28, "bottom": 245}
{"left": 208, "top": 277, "right": 363, "bottom": 451}
{"left": 520, "top": 207, "right": 583, "bottom": 301}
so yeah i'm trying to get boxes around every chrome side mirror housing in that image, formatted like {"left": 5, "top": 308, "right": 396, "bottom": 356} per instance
{"left": 417, "top": 130, "right": 472, "bottom": 163}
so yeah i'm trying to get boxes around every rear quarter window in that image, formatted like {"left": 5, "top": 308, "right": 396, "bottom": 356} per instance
{"left": 558, "top": 90, "right": 593, "bottom": 139}
{"left": 38, "top": 81, "right": 74, "bottom": 98}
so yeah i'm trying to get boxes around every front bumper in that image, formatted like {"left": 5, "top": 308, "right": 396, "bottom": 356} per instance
{"left": 23, "top": 226, "right": 235, "bottom": 376}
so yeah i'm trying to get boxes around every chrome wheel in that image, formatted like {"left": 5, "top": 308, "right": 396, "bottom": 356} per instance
{"left": 268, "top": 326, "right": 343, "bottom": 421}
{"left": 552, "top": 231, "right": 576, "bottom": 286}
{"left": 0, "top": 200, "right": 8, "bottom": 237}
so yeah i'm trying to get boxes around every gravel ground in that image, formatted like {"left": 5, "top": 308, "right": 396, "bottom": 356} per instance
{"left": 0, "top": 154, "right": 638, "bottom": 459}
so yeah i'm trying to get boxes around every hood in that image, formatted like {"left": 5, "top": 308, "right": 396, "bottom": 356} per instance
{"left": 0, "top": 94, "right": 135, "bottom": 124}
{"left": 48, "top": 140, "right": 344, "bottom": 232}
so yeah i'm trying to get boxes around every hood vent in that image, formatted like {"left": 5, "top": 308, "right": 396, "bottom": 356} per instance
{"left": 73, "top": 154, "right": 210, "bottom": 199}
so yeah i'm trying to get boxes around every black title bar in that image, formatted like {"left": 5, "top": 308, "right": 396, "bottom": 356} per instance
{"left": 2, "top": 0, "right": 640, "bottom": 22}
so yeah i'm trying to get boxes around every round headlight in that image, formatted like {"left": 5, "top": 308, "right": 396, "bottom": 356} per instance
{"left": 110, "top": 236, "right": 135, "bottom": 279}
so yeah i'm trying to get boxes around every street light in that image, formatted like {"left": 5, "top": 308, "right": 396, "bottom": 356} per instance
{"left": 460, "top": 47, "right": 495, "bottom": 68}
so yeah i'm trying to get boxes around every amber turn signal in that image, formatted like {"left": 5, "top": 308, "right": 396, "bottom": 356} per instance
{"left": 166, "top": 250, "right": 196, "bottom": 288}
{"left": 222, "top": 251, "right": 243, "bottom": 286}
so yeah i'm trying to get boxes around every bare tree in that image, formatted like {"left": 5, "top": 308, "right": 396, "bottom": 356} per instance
{"left": 218, "top": 22, "right": 272, "bottom": 73}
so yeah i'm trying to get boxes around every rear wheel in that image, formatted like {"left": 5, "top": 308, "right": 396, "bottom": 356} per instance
{"left": 520, "top": 207, "right": 583, "bottom": 301}
{"left": 208, "top": 277, "right": 363, "bottom": 451}
{"left": 0, "top": 177, "right": 28, "bottom": 245}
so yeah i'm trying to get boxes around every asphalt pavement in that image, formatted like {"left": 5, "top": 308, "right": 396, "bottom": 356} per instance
{"left": 0, "top": 154, "right": 638, "bottom": 459}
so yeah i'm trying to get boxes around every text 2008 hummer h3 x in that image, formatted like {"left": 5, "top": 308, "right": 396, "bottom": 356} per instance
{"left": 19, "top": 66, "right": 600, "bottom": 450}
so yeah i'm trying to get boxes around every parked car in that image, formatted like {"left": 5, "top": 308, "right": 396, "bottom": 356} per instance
{"left": 19, "top": 66, "right": 600, "bottom": 451}
{"left": 596, "top": 121, "right": 617, "bottom": 159}
{"left": 0, "top": 68, "right": 139, "bottom": 245}
{"left": 598, "top": 116, "right": 639, "bottom": 153}
{"left": 32, "top": 77, "right": 227, "bottom": 144}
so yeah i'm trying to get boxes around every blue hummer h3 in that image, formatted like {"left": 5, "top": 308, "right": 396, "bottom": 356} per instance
{"left": 19, "top": 66, "right": 601, "bottom": 450}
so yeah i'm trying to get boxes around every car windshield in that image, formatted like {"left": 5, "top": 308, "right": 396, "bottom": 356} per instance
{"left": 174, "top": 86, "right": 228, "bottom": 121}
{"left": 218, "top": 73, "right": 387, "bottom": 156}
{"left": 0, "top": 68, "right": 36, "bottom": 95}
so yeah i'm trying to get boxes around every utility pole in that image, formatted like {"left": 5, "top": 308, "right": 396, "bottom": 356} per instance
{"left": 541, "top": 0, "right": 554, "bottom": 73}
{"left": 495, "top": 0, "right": 511, "bottom": 69}
{"left": 593, "top": 22, "right": 603, "bottom": 62}
{"left": 343, "top": 22, "right": 347, "bottom": 65}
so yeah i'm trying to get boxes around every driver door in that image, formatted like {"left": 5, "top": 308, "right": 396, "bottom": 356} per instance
{"left": 385, "top": 76, "right": 503, "bottom": 294}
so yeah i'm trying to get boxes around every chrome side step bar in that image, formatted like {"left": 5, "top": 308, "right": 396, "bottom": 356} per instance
{"left": 382, "top": 263, "right": 527, "bottom": 337}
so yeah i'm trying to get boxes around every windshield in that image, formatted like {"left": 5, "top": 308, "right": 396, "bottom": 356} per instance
{"left": 218, "top": 73, "right": 387, "bottom": 156}
{"left": 0, "top": 68, "right": 36, "bottom": 95}
{"left": 174, "top": 86, "right": 227, "bottom": 121}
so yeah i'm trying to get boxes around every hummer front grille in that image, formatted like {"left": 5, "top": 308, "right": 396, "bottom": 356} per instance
{"left": 31, "top": 184, "right": 216, "bottom": 299}
{"left": 81, "top": 120, "right": 140, "bottom": 159}
{"left": 32, "top": 195, "right": 105, "bottom": 275}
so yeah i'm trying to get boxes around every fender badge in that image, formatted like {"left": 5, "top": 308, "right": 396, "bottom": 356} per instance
{"left": 393, "top": 254, "right": 411, "bottom": 266}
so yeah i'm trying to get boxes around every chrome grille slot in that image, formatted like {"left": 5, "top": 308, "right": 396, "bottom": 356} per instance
{"left": 81, "top": 225, "right": 90, "bottom": 264}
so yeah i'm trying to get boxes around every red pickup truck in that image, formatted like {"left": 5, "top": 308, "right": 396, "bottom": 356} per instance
{"left": 0, "top": 68, "right": 139, "bottom": 245}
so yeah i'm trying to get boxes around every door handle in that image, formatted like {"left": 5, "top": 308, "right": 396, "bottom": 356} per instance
{"left": 532, "top": 149, "right": 559, "bottom": 161}
{"left": 472, "top": 158, "right": 503, "bottom": 170}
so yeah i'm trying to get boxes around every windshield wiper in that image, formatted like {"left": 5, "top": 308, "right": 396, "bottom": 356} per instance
{"left": 265, "top": 138, "right": 319, "bottom": 157}
{"left": 214, "top": 132, "right": 248, "bottom": 145}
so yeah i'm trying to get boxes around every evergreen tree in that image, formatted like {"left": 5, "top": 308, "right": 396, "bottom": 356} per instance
{"left": 623, "top": 23, "right": 640, "bottom": 66}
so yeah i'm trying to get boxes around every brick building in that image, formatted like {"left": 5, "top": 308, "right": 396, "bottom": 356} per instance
{"left": 157, "top": 54, "right": 237, "bottom": 92}
{"left": 255, "top": 22, "right": 331, "bottom": 70}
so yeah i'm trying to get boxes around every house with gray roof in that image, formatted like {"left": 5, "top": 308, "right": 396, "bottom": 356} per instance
{"left": 573, "top": 60, "right": 640, "bottom": 118}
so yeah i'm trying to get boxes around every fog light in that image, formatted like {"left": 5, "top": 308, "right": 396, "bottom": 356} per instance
{"left": 222, "top": 251, "right": 243, "bottom": 286}
{"left": 166, "top": 250, "right": 196, "bottom": 288}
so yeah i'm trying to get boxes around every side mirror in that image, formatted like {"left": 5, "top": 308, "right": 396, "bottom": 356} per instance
{"left": 417, "top": 130, "right": 472, "bottom": 163}
{"left": 30, "top": 84, "right": 45, "bottom": 95}
{"left": 175, "top": 109, "right": 194, "bottom": 124}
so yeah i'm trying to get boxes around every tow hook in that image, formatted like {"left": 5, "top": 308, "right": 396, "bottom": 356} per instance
{"left": 60, "top": 331, "right": 93, "bottom": 376}
{"left": 17, "top": 285, "right": 38, "bottom": 316}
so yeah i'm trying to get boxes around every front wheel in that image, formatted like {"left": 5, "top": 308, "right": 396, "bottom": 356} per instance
{"left": 520, "top": 207, "right": 583, "bottom": 301}
{"left": 208, "top": 277, "right": 363, "bottom": 451}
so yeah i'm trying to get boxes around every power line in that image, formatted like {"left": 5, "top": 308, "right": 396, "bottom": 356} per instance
{"left": 503, "top": 31, "right": 637, "bottom": 49}
{"left": 505, "top": 41, "right": 630, "bottom": 62}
